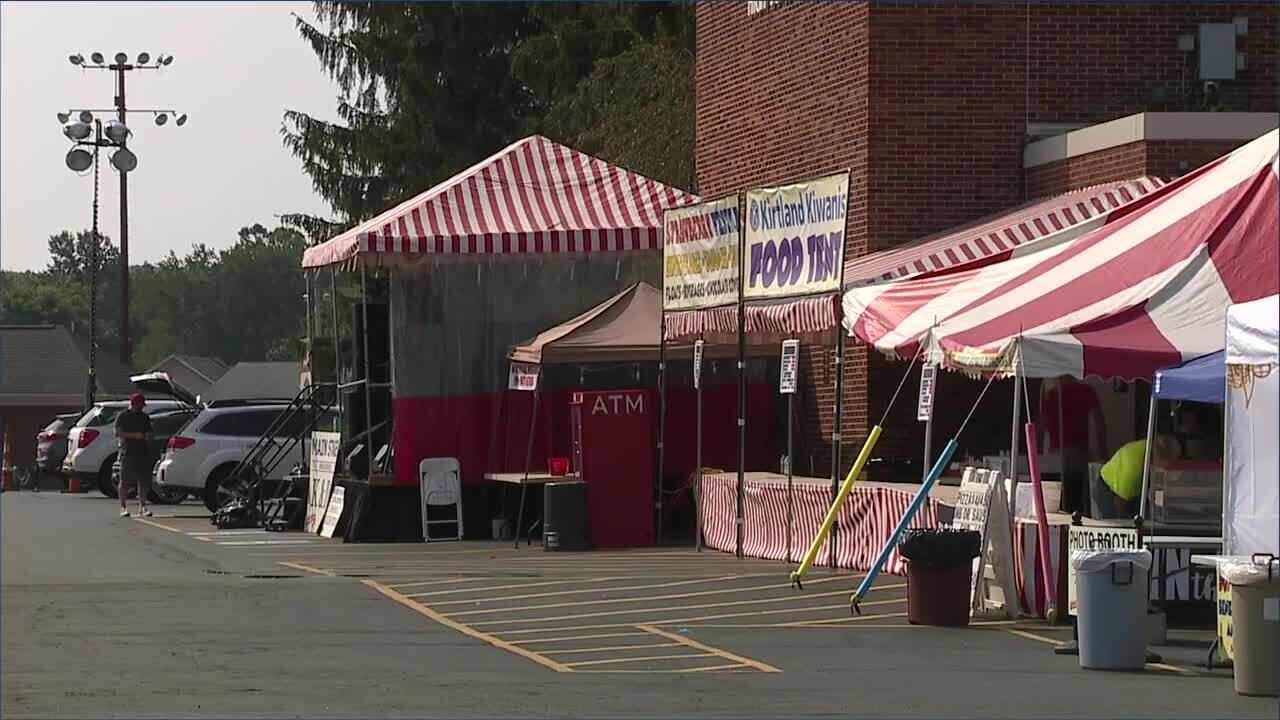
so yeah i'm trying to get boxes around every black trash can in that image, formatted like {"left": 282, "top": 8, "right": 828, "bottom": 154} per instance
{"left": 543, "top": 480, "right": 589, "bottom": 551}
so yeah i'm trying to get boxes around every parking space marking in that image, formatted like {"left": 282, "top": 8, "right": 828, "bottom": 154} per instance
{"left": 510, "top": 631, "right": 651, "bottom": 646}
{"left": 363, "top": 579, "right": 573, "bottom": 673}
{"left": 134, "top": 518, "right": 181, "bottom": 533}
{"left": 216, "top": 539, "right": 316, "bottom": 546}
{"left": 404, "top": 576, "right": 632, "bottom": 599}
{"left": 539, "top": 642, "right": 680, "bottom": 656}
{"left": 637, "top": 624, "right": 782, "bottom": 673}
{"left": 467, "top": 587, "right": 856, "bottom": 628}
{"left": 585, "top": 663, "right": 750, "bottom": 674}
{"left": 442, "top": 574, "right": 790, "bottom": 612}
{"left": 383, "top": 576, "right": 492, "bottom": 589}
{"left": 564, "top": 652, "right": 717, "bottom": 669}
{"left": 279, "top": 561, "right": 336, "bottom": 576}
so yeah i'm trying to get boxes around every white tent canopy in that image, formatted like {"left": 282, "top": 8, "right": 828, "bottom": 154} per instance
{"left": 1224, "top": 294, "right": 1279, "bottom": 556}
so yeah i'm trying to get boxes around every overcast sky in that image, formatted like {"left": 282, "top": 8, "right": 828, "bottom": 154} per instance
{"left": 1, "top": 1, "right": 342, "bottom": 272}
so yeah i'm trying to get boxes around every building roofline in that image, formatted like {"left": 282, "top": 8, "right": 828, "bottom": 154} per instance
{"left": 1023, "top": 112, "right": 1280, "bottom": 169}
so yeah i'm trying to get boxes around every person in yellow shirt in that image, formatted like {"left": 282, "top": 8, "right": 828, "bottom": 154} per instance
{"left": 1091, "top": 435, "right": 1172, "bottom": 519}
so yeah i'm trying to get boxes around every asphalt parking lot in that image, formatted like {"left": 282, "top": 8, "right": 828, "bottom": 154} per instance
{"left": 8, "top": 493, "right": 1278, "bottom": 718}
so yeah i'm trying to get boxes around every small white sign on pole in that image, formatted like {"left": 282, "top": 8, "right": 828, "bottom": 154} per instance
{"left": 952, "top": 467, "right": 1018, "bottom": 618}
{"left": 917, "top": 363, "right": 937, "bottom": 421}
{"left": 319, "top": 486, "right": 345, "bottom": 539}
{"left": 693, "top": 339, "right": 704, "bottom": 390}
{"left": 508, "top": 362, "right": 539, "bottom": 392}
{"left": 779, "top": 339, "right": 800, "bottom": 395}
{"left": 1066, "top": 524, "right": 1140, "bottom": 616}
{"left": 306, "top": 431, "right": 341, "bottom": 534}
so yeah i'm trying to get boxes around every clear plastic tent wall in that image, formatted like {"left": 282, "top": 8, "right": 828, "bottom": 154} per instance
{"left": 388, "top": 255, "right": 660, "bottom": 484}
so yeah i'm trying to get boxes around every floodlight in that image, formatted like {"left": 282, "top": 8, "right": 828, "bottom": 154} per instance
{"left": 137, "top": 52, "right": 151, "bottom": 65}
{"left": 110, "top": 147, "right": 137, "bottom": 173}
{"left": 91, "top": 52, "right": 104, "bottom": 64}
{"left": 154, "top": 113, "right": 168, "bottom": 126}
{"left": 175, "top": 113, "right": 187, "bottom": 127}
{"left": 161, "top": 55, "right": 173, "bottom": 66}
{"left": 57, "top": 111, "right": 71, "bottom": 123}
{"left": 63, "top": 121, "right": 92, "bottom": 141}
{"left": 66, "top": 148, "right": 93, "bottom": 172}
{"left": 79, "top": 110, "right": 93, "bottom": 123}
{"left": 114, "top": 52, "right": 128, "bottom": 65}
{"left": 104, "top": 120, "right": 130, "bottom": 144}
{"left": 69, "top": 54, "right": 84, "bottom": 66}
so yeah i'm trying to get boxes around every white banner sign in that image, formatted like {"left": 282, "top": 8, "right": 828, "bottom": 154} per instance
{"left": 663, "top": 196, "right": 741, "bottom": 311}
{"left": 779, "top": 339, "right": 799, "bottom": 394}
{"left": 508, "top": 362, "right": 539, "bottom": 392}
{"left": 743, "top": 173, "right": 849, "bottom": 300}
{"left": 1066, "top": 524, "right": 1139, "bottom": 615}
{"left": 917, "top": 364, "right": 937, "bottom": 421}
{"left": 319, "top": 486, "right": 345, "bottom": 539}
{"left": 305, "top": 431, "right": 341, "bottom": 534}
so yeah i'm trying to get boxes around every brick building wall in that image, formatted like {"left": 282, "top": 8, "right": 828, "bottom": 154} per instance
{"left": 696, "top": 1, "right": 1279, "bottom": 473}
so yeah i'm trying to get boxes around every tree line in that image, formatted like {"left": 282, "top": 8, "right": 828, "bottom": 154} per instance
{"left": 3, "top": 2, "right": 695, "bottom": 369}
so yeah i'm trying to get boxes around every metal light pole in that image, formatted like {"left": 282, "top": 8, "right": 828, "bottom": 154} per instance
{"left": 65, "top": 51, "right": 183, "bottom": 367}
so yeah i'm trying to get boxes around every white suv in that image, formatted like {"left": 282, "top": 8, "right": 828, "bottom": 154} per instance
{"left": 63, "top": 399, "right": 186, "bottom": 496}
{"left": 154, "top": 401, "right": 323, "bottom": 511}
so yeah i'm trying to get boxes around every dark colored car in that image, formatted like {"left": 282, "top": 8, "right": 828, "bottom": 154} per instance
{"left": 36, "top": 413, "right": 83, "bottom": 474}
{"left": 111, "top": 408, "right": 199, "bottom": 504}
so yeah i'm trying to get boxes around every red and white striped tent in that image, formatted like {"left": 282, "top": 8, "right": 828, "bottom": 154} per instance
{"left": 844, "top": 129, "right": 1279, "bottom": 380}
{"left": 301, "top": 135, "right": 698, "bottom": 269}
{"left": 663, "top": 177, "right": 1165, "bottom": 341}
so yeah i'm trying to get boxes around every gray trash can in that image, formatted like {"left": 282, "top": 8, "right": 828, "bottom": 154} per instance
{"left": 1073, "top": 549, "right": 1152, "bottom": 671}
{"left": 1223, "top": 556, "right": 1280, "bottom": 697}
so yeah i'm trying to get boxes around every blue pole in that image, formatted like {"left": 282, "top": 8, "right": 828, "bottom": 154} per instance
{"left": 851, "top": 437, "right": 959, "bottom": 613}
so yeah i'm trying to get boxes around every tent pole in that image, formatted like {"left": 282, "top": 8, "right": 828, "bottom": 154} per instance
{"left": 515, "top": 382, "right": 540, "bottom": 549}
{"left": 1008, "top": 360, "right": 1024, "bottom": 528}
{"left": 736, "top": 219, "right": 746, "bottom": 560}
{"left": 830, "top": 311, "right": 846, "bottom": 568}
{"left": 696, "top": 335, "right": 704, "bottom": 552}
{"left": 657, "top": 316, "right": 667, "bottom": 546}
{"left": 787, "top": 383, "right": 795, "bottom": 564}
{"left": 360, "top": 264, "right": 374, "bottom": 481}
{"left": 331, "top": 268, "right": 343, "bottom": 418}
{"left": 1139, "top": 392, "right": 1158, "bottom": 523}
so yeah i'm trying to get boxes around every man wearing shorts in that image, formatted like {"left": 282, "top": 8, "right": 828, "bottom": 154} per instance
{"left": 115, "top": 393, "right": 154, "bottom": 518}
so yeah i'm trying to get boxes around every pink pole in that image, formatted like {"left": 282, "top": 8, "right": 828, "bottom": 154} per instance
{"left": 1023, "top": 422, "right": 1058, "bottom": 622}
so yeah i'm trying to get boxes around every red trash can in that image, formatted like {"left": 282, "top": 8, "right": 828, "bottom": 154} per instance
{"left": 906, "top": 561, "right": 972, "bottom": 627}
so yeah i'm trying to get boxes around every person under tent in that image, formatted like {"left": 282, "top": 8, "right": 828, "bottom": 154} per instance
{"left": 1039, "top": 376, "right": 1108, "bottom": 513}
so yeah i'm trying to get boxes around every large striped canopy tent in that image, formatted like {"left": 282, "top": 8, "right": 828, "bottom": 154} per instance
{"left": 301, "top": 135, "right": 698, "bottom": 269}
{"left": 843, "top": 129, "right": 1279, "bottom": 380}
{"left": 662, "top": 176, "right": 1165, "bottom": 341}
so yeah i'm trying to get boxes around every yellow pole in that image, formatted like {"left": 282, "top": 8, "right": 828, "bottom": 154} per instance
{"left": 790, "top": 424, "right": 883, "bottom": 587}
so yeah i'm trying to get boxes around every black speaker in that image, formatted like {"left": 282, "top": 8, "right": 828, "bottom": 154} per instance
{"left": 351, "top": 303, "right": 390, "bottom": 384}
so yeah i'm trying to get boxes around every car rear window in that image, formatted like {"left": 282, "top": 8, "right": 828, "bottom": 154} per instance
{"left": 199, "top": 409, "right": 285, "bottom": 437}
{"left": 151, "top": 411, "right": 196, "bottom": 435}
{"left": 74, "top": 405, "right": 123, "bottom": 428}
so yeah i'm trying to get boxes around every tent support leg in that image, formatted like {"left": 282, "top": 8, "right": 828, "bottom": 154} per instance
{"left": 515, "top": 385, "right": 540, "bottom": 549}
{"left": 695, "top": 336, "right": 703, "bottom": 552}
{"left": 657, "top": 319, "right": 666, "bottom": 547}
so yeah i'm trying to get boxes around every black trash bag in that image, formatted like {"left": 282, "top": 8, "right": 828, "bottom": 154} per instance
{"left": 898, "top": 528, "right": 981, "bottom": 570}
{"left": 211, "top": 497, "right": 259, "bottom": 530}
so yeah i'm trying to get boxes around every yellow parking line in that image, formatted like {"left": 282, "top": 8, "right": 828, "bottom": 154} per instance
{"left": 638, "top": 624, "right": 782, "bottom": 673}
{"left": 541, "top": 642, "right": 680, "bottom": 655}
{"left": 279, "top": 561, "right": 336, "bottom": 577}
{"left": 134, "top": 517, "right": 181, "bottom": 533}
{"left": 363, "top": 580, "right": 572, "bottom": 673}
{"left": 581, "top": 663, "right": 748, "bottom": 674}
{"left": 445, "top": 573, "right": 815, "bottom": 613}
{"left": 510, "top": 631, "right": 651, "bottom": 646}
{"left": 467, "top": 587, "right": 858, "bottom": 628}
{"left": 667, "top": 620, "right": 917, "bottom": 629}
{"left": 430, "top": 573, "right": 767, "bottom": 606}
{"left": 404, "top": 576, "right": 632, "bottom": 598}
{"left": 1004, "top": 628, "right": 1063, "bottom": 646}
{"left": 494, "top": 598, "right": 904, "bottom": 636}
{"left": 564, "top": 652, "right": 715, "bottom": 668}
{"left": 384, "top": 576, "right": 491, "bottom": 590}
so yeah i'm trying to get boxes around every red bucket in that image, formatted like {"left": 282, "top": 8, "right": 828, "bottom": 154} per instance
{"left": 548, "top": 457, "right": 569, "bottom": 476}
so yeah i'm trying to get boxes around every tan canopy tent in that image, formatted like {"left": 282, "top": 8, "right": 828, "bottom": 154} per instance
{"left": 508, "top": 282, "right": 774, "bottom": 366}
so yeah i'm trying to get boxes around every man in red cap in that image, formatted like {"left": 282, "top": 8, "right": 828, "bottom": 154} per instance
{"left": 115, "top": 393, "right": 154, "bottom": 517}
